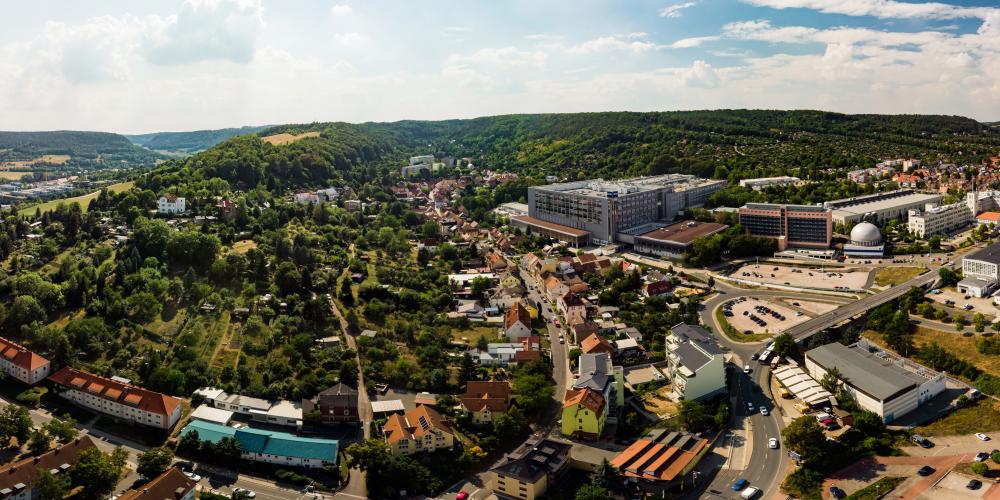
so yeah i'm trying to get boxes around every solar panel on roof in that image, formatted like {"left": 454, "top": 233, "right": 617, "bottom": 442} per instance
{"left": 418, "top": 415, "right": 430, "bottom": 430}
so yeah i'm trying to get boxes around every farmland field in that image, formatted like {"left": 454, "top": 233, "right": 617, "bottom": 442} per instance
{"left": 18, "top": 181, "right": 134, "bottom": 215}
{"left": 262, "top": 131, "right": 320, "bottom": 145}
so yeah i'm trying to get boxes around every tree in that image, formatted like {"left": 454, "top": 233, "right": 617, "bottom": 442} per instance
{"left": 678, "top": 401, "right": 713, "bottom": 433}
{"left": 590, "top": 459, "right": 619, "bottom": 490}
{"left": 178, "top": 429, "right": 200, "bottom": 455}
{"left": 512, "top": 363, "right": 554, "bottom": 415}
{"left": 771, "top": 333, "right": 798, "bottom": 358}
{"left": 492, "top": 407, "right": 526, "bottom": 443}
{"left": 819, "top": 366, "right": 844, "bottom": 395}
{"left": 575, "top": 484, "right": 610, "bottom": 500}
{"left": 0, "top": 404, "right": 33, "bottom": 446}
{"left": 137, "top": 447, "right": 174, "bottom": 478}
{"left": 7, "top": 295, "right": 46, "bottom": 328}
{"left": 44, "top": 415, "right": 78, "bottom": 444}
{"left": 470, "top": 276, "right": 491, "bottom": 302}
{"left": 35, "top": 469, "right": 69, "bottom": 500}
{"left": 476, "top": 335, "right": 488, "bottom": 351}
{"left": 70, "top": 447, "right": 125, "bottom": 500}
{"left": 938, "top": 267, "right": 961, "bottom": 287}
{"left": 781, "top": 416, "right": 827, "bottom": 460}
{"left": 972, "top": 461, "right": 989, "bottom": 476}
{"left": 28, "top": 428, "right": 51, "bottom": 455}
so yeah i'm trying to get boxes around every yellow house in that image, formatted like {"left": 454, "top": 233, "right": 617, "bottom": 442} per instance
{"left": 499, "top": 273, "right": 522, "bottom": 289}
{"left": 491, "top": 437, "right": 571, "bottom": 500}
{"left": 383, "top": 405, "right": 456, "bottom": 455}
{"left": 461, "top": 381, "right": 512, "bottom": 425}
{"left": 561, "top": 388, "right": 606, "bottom": 440}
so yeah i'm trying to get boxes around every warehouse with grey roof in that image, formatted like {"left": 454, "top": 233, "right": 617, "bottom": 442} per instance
{"left": 804, "top": 341, "right": 946, "bottom": 423}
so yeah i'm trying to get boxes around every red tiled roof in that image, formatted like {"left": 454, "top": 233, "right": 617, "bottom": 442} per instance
{"left": 118, "top": 468, "right": 196, "bottom": 500}
{"left": 505, "top": 303, "right": 532, "bottom": 331}
{"left": 580, "top": 333, "right": 614, "bottom": 354}
{"left": 48, "top": 367, "right": 180, "bottom": 417}
{"left": 610, "top": 435, "right": 708, "bottom": 482}
{"left": 0, "top": 436, "right": 97, "bottom": 492}
{"left": 383, "top": 405, "right": 454, "bottom": 445}
{"left": 0, "top": 336, "right": 49, "bottom": 372}
{"left": 977, "top": 212, "right": 1000, "bottom": 222}
{"left": 461, "top": 381, "right": 512, "bottom": 413}
{"left": 562, "top": 387, "right": 605, "bottom": 414}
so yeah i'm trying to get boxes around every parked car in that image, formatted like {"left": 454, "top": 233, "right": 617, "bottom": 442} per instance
{"left": 747, "top": 402, "right": 755, "bottom": 412}
{"left": 829, "top": 486, "right": 846, "bottom": 499}
{"left": 731, "top": 479, "right": 748, "bottom": 491}
{"left": 183, "top": 472, "right": 202, "bottom": 482}
{"left": 975, "top": 452, "right": 990, "bottom": 462}
{"left": 976, "top": 433, "right": 990, "bottom": 441}
{"left": 744, "top": 365, "right": 751, "bottom": 374}
{"left": 968, "top": 479, "right": 983, "bottom": 490}
{"left": 917, "top": 466, "right": 935, "bottom": 476}
{"left": 234, "top": 488, "right": 256, "bottom": 499}
{"left": 456, "top": 492, "right": 470, "bottom": 500}
{"left": 911, "top": 435, "right": 933, "bottom": 448}
{"left": 760, "top": 407, "right": 769, "bottom": 416}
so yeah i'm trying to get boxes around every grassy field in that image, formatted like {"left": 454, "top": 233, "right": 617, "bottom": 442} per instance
{"left": 865, "top": 327, "right": 1000, "bottom": 376}
{"left": 845, "top": 476, "right": 905, "bottom": 500}
{"left": 262, "top": 131, "right": 320, "bottom": 145}
{"left": 715, "top": 307, "right": 771, "bottom": 342}
{"left": 19, "top": 181, "right": 134, "bottom": 216}
{"left": 231, "top": 239, "right": 258, "bottom": 253}
{"left": 912, "top": 399, "right": 1000, "bottom": 436}
{"left": 451, "top": 325, "right": 499, "bottom": 346}
{"left": 0, "top": 171, "right": 31, "bottom": 180}
{"left": 873, "top": 267, "right": 927, "bottom": 287}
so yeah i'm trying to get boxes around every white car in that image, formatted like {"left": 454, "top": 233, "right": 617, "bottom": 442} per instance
{"left": 768, "top": 438, "right": 778, "bottom": 449}
{"left": 184, "top": 472, "right": 202, "bottom": 482}
{"left": 744, "top": 365, "right": 751, "bottom": 374}
{"left": 760, "top": 407, "right": 769, "bottom": 416}
{"left": 976, "top": 433, "right": 990, "bottom": 441}
{"left": 234, "top": 488, "right": 256, "bottom": 498}
{"left": 741, "top": 486, "right": 761, "bottom": 499}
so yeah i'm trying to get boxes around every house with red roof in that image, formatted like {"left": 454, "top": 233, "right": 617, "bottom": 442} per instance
{"left": 580, "top": 333, "right": 614, "bottom": 355}
{"left": 0, "top": 336, "right": 50, "bottom": 385}
{"left": 48, "top": 367, "right": 183, "bottom": 430}
{"left": 504, "top": 303, "right": 533, "bottom": 341}
{"left": 460, "top": 381, "right": 512, "bottom": 424}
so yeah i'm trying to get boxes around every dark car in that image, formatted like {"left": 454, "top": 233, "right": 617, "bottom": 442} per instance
{"left": 968, "top": 479, "right": 983, "bottom": 490}
{"left": 917, "top": 465, "right": 935, "bottom": 476}
{"left": 829, "top": 486, "right": 846, "bottom": 499}
{"left": 975, "top": 451, "right": 990, "bottom": 462}
{"left": 911, "top": 435, "right": 933, "bottom": 448}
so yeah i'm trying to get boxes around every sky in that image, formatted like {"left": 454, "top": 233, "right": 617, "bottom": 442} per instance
{"left": 1, "top": 0, "right": 999, "bottom": 133}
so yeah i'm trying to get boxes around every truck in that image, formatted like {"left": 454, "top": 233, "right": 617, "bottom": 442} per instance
{"left": 778, "top": 387, "right": 791, "bottom": 399}
{"left": 770, "top": 356, "right": 782, "bottom": 369}
{"left": 758, "top": 349, "right": 773, "bottom": 364}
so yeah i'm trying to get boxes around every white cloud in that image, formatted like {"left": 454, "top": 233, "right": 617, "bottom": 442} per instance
{"left": 330, "top": 4, "right": 352, "bottom": 17}
{"left": 447, "top": 46, "right": 547, "bottom": 69}
{"left": 740, "top": 0, "right": 996, "bottom": 21}
{"left": 333, "top": 32, "right": 365, "bottom": 47}
{"left": 668, "top": 35, "right": 719, "bottom": 48}
{"left": 144, "top": 0, "right": 264, "bottom": 65}
{"left": 568, "top": 33, "right": 659, "bottom": 54}
{"left": 660, "top": 1, "right": 699, "bottom": 18}
{"left": 682, "top": 60, "right": 720, "bottom": 87}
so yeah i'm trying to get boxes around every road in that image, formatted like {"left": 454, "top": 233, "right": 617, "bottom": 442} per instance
{"left": 327, "top": 293, "right": 371, "bottom": 500}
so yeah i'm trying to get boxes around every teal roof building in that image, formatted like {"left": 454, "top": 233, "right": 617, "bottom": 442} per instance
{"left": 182, "top": 420, "right": 338, "bottom": 467}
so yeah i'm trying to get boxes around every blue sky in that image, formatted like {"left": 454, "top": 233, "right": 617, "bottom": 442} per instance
{"left": 1, "top": 0, "right": 998, "bottom": 133}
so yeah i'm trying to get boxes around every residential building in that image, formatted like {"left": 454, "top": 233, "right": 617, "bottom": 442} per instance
{"left": 0, "top": 336, "right": 50, "bottom": 384}
{"left": 523, "top": 175, "right": 725, "bottom": 245}
{"left": 804, "top": 341, "right": 946, "bottom": 423}
{"left": 664, "top": 324, "right": 726, "bottom": 402}
{"left": 382, "top": 404, "right": 456, "bottom": 455}
{"left": 631, "top": 221, "right": 729, "bottom": 259}
{"left": 0, "top": 436, "right": 97, "bottom": 500}
{"left": 194, "top": 387, "right": 302, "bottom": 427}
{"left": 960, "top": 241, "right": 1000, "bottom": 297}
{"left": 580, "top": 333, "right": 614, "bottom": 355}
{"left": 48, "top": 367, "right": 182, "bottom": 430}
{"left": 157, "top": 195, "right": 186, "bottom": 214}
{"left": 557, "top": 292, "right": 586, "bottom": 321}
{"left": 118, "top": 468, "right": 196, "bottom": 500}
{"left": 490, "top": 438, "right": 571, "bottom": 500}
{"left": 561, "top": 387, "right": 606, "bottom": 440}
{"left": 642, "top": 281, "right": 674, "bottom": 298}
{"left": 976, "top": 211, "right": 1000, "bottom": 227}
{"left": 906, "top": 202, "right": 973, "bottom": 238}
{"left": 738, "top": 203, "right": 832, "bottom": 251}
{"left": 460, "top": 381, "right": 512, "bottom": 424}
{"left": 739, "top": 176, "right": 800, "bottom": 190}
{"left": 180, "top": 420, "right": 338, "bottom": 468}
{"left": 401, "top": 155, "right": 434, "bottom": 177}
{"left": 302, "top": 383, "right": 359, "bottom": 425}
{"left": 503, "top": 303, "right": 532, "bottom": 341}
{"left": 610, "top": 430, "right": 709, "bottom": 484}
{"left": 825, "top": 189, "right": 944, "bottom": 225}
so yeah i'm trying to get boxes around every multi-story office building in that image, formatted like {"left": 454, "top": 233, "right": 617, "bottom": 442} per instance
{"left": 738, "top": 203, "right": 832, "bottom": 251}
{"left": 825, "top": 189, "right": 943, "bottom": 225}
{"left": 960, "top": 241, "right": 1000, "bottom": 297}
{"left": 523, "top": 175, "right": 725, "bottom": 244}
{"left": 49, "top": 367, "right": 183, "bottom": 430}
{"left": 906, "top": 202, "right": 973, "bottom": 238}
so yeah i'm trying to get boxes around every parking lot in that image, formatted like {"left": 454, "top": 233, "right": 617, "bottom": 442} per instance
{"left": 919, "top": 471, "right": 992, "bottom": 499}
{"left": 723, "top": 297, "right": 810, "bottom": 334}
{"left": 731, "top": 264, "right": 871, "bottom": 290}
{"left": 925, "top": 287, "right": 1000, "bottom": 320}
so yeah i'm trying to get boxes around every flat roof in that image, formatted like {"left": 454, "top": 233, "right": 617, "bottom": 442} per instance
{"left": 830, "top": 192, "right": 942, "bottom": 217}
{"left": 965, "top": 242, "right": 1000, "bottom": 266}
{"left": 371, "top": 400, "right": 406, "bottom": 413}
{"left": 191, "top": 405, "right": 234, "bottom": 425}
{"left": 805, "top": 342, "right": 925, "bottom": 402}
{"left": 637, "top": 221, "right": 728, "bottom": 246}
{"left": 511, "top": 215, "right": 590, "bottom": 237}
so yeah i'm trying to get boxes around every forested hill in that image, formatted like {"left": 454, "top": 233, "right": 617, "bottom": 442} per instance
{"left": 0, "top": 130, "right": 163, "bottom": 167}
{"left": 126, "top": 125, "right": 271, "bottom": 154}
{"left": 145, "top": 110, "right": 1000, "bottom": 192}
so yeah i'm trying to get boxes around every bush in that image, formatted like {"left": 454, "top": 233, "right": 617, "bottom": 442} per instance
{"left": 972, "top": 461, "right": 989, "bottom": 476}
{"left": 275, "top": 469, "right": 311, "bottom": 486}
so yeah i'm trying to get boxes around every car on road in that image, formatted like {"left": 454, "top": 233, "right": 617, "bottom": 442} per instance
{"left": 768, "top": 438, "right": 778, "bottom": 449}
{"left": 829, "top": 486, "right": 846, "bottom": 499}
{"left": 975, "top": 451, "right": 990, "bottom": 462}
{"left": 558, "top": 336, "right": 565, "bottom": 344}
{"left": 976, "top": 433, "right": 990, "bottom": 441}
{"left": 751, "top": 352, "right": 759, "bottom": 360}
{"left": 744, "top": 365, "right": 751, "bottom": 373}
{"left": 740, "top": 486, "right": 760, "bottom": 499}
{"left": 968, "top": 479, "right": 983, "bottom": 490}
{"left": 233, "top": 488, "right": 256, "bottom": 498}
{"left": 456, "top": 492, "right": 470, "bottom": 500}
{"left": 747, "top": 402, "right": 755, "bottom": 412}
{"left": 183, "top": 472, "right": 202, "bottom": 482}
{"left": 731, "top": 479, "right": 748, "bottom": 491}
{"left": 760, "top": 407, "right": 769, "bottom": 416}
{"left": 917, "top": 465, "right": 935, "bottom": 476}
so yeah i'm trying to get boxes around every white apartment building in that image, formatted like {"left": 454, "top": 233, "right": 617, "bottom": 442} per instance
{"left": 0, "top": 336, "right": 50, "bottom": 384}
{"left": 194, "top": 387, "right": 302, "bottom": 427}
{"left": 960, "top": 242, "right": 1000, "bottom": 297}
{"left": 665, "top": 324, "right": 726, "bottom": 402}
{"left": 739, "top": 176, "right": 800, "bottom": 190}
{"left": 906, "top": 202, "right": 973, "bottom": 238}
{"left": 49, "top": 367, "right": 183, "bottom": 429}
{"left": 157, "top": 195, "right": 186, "bottom": 214}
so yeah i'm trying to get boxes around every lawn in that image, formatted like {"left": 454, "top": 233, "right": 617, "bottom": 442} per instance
{"left": 144, "top": 307, "right": 189, "bottom": 340}
{"left": 715, "top": 307, "right": 771, "bottom": 342}
{"left": 262, "top": 131, "right": 320, "bottom": 145}
{"left": 845, "top": 476, "right": 905, "bottom": 500}
{"left": 911, "top": 399, "right": 1000, "bottom": 436}
{"left": 231, "top": 239, "right": 258, "bottom": 253}
{"left": 451, "top": 325, "right": 499, "bottom": 347}
{"left": 865, "top": 327, "right": 1000, "bottom": 376}
{"left": 873, "top": 267, "right": 927, "bottom": 287}
{"left": 18, "top": 181, "right": 134, "bottom": 216}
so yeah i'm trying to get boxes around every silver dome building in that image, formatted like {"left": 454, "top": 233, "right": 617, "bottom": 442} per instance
{"left": 844, "top": 222, "right": 884, "bottom": 258}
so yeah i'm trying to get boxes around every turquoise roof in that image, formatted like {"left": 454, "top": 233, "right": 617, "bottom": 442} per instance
{"left": 181, "top": 420, "right": 337, "bottom": 461}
